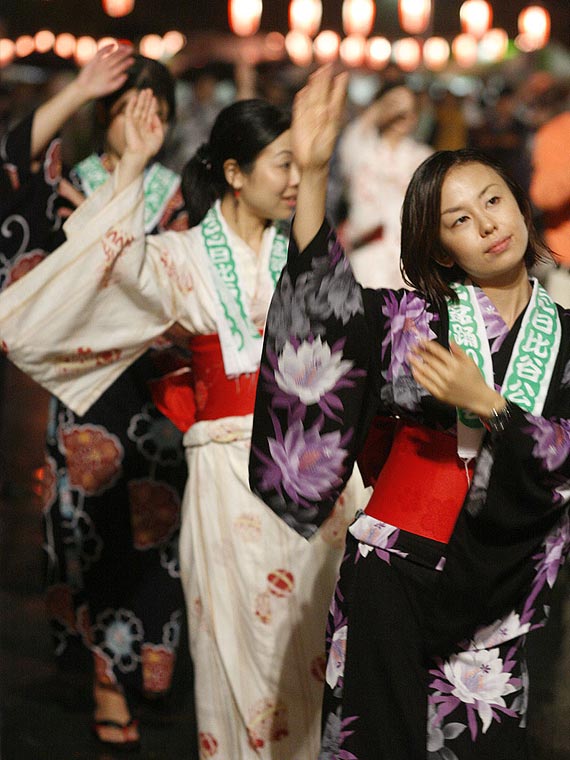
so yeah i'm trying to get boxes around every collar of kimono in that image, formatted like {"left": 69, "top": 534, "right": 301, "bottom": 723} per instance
{"left": 448, "top": 278, "right": 561, "bottom": 462}
{"left": 199, "top": 201, "right": 288, "bottom": 377}
{"left": 73, "top": 153, "right": 179, "bottom": 233}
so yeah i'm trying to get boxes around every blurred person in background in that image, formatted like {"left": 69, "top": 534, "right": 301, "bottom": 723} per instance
{"left": 337, "top": 78, "right": 432, "bottom": 289}
{"left": 529, "top": 81, "right": 570, "bottom": 309}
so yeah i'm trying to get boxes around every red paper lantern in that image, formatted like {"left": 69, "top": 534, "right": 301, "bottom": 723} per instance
{"left": 398, "top": 0, "right": 432, "bottom": 35}
{"left": 102, "top": 0, "right": 135, "bottom": 18}
{"left": 289, "top": 0, "right": 322, "bottom": 38}
{"left": 460, "top": 0, "right": 492, "bottom": 39}
{"left": 228, "top": 0, "right": 263, "bottom": 37}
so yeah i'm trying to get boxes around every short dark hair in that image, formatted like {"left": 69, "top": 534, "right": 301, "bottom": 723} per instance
{"left": 98, "top": 54, "right": 176, "bottom": 126}
{"left": 400, "top": 148, "right": 551, "bottom": 309}
{"left": 182, "top": 98, "right": 291, "bottom": 227}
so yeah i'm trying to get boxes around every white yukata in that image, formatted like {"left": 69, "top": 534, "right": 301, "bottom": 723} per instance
{"left": 0, "top": 171, "right": 368, "bottom": 759}
{"left": 338, "top": 121, "right": 432, "bottom": 290}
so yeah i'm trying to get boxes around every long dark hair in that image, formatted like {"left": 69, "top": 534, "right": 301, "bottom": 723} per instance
{"left": 401, "top": 148, "right": 551, "bottom": 309}
{"left": 181, "top": 99, "right": 291, "bottom": 228}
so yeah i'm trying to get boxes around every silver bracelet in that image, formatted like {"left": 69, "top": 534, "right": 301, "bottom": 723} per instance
{"left": 482, "top": 401, "right": 512, "bottom": 434}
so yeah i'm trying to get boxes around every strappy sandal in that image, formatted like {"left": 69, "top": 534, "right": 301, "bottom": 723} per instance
{"left": 91, "top": 717, "right": 141, "bottom": 752}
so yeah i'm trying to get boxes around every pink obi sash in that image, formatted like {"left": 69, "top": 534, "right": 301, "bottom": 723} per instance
{"left": 365, "top": 422, "right": 473, "bottom": 544}
{"left": 148, "top": 334, "right": 259, "bottom": 432}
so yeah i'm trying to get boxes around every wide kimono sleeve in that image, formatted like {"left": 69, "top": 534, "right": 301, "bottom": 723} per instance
{"left": 427, "top": 308, "right": 570, "bottom": 653}
{"left": 0, "top": 170, "right": 196, "bottom": 416}
{"left": 249, "top": 219, "right": 387, "bottom": 537}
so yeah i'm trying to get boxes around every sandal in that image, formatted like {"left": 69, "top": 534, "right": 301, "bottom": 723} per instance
{"left": 91, "top": 717, "right": 141, "bottom": 752}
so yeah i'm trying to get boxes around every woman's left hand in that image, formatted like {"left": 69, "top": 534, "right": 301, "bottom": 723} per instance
{"left": 123, "top": 88, "right": 165, "bottom": 165}
{"left": 409, "top": 340, "right": 502, "bottom": 417}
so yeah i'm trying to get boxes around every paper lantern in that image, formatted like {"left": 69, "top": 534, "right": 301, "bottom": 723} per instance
{"left": 518, "top": 6, "right": 550, "bottom": 50}
{"left": 478, "top": 27, "right": 508, "bottom": 63}
{"left": 342, "top": 0, "right": 375, "bottom": 37}
{"left": 289, "top": 0, "right": 322, "bottom": 38}
{"left": 54, "top": 33, "right": 76, "bottom": 59}
{"left": 423, "top": 36, "right": 450, "bottom": 71}
{"left": 285, "top": 30, "right": 313, "bottom": 65}
{"left": 139, "top": 34, "right": 164, "bottom": 60}
{"left": 393, "top": 37, "right": 422, "bottom": 72}
{"left": 340, "top": 34, "right": 366, "bottom": 67}
{"left": 366, "top": 36, "right": 391, "bottom": 69}
{"left": 398, "top": 0, "right": 432, "bottom": 35}
{"left": 313, "top": 30, "right": 340, "bottom": 63}
{"left": 34, "top": 30, "right": 55, "bottom": 54}
{"left": 228, "top": 0, "right": 263, "bottom": 36}
{"left": 102, "top": 0, "right": 135, "bottom": 18}
{"left": 0, "top": 39, "right": 15, "bottom": 68}
{"left": 452, "top": 32, "right": 478, "bottom": 68}
{"left": 75, "top": 36, "right": 97, "bottom": 66}
{"left": 460, "top": 0, "right": 492, "bottom": 39}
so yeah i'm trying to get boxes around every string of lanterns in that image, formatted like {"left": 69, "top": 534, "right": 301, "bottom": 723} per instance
{"left": 0, "top": 1, "right": 552, "bottom": 71}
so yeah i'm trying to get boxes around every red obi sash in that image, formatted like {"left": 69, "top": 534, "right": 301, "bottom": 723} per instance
{"left": 365, "top": 422, "right": 473, "bottom": 544}
{"left": 148, "top": 334, "right": 259, "bottom": 432}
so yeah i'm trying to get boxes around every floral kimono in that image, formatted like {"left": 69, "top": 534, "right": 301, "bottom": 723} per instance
{"left": 2, "top": 138, "right": 190, "bottom": 700}
{"left": 0, "top": 175, "right": 368, "bottom": 759}
{"left": 248, "top": 220, "right": 570, "bottom": 759}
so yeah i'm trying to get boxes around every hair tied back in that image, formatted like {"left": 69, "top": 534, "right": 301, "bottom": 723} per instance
{"left": 196, "top": 143, "right": 213, "bottom": 171}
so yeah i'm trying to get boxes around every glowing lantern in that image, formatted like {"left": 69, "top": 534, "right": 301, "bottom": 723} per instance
{"left": 54, "top": 33, "right": 76, "bottom": 59}
{"left": 285, "top": 30, "right": 313, "bottom": 66}
{"left": 518, "top": 6, "right": 550, "bottom": 51}
{"left": 340, "top": 34, "right": 366, "bottom": 67}
{"left": 163, "top": 31, "right": 186, "bottom": 56}
{"left": 264, "top": 32, "right": 285, "bottom": 60}
{"left": 102, "top": 0, "right": 135, "bottom": 17}
{"left": 289, "top": 0, "right": 322, "bottom": 38}
{"left": 139, "top": 34, "right": 164, "bottom": 60}
{"left": 313, "top": 30, "right": 340, "bottom": 63}
{"left": 423, "top": 36, "right": 449, "bottom": 71}
{"left": 366, "top": 36, "right": 391, "bottom": 69}
{"left": 97, "top": 37, "right": 118, "bottom": 51}
{"left": 452, "top": 33, "right": 478, "bottom": 68}
{"left": 228, "top": 0, "right": 263, "bottom": 36}
{"left": 34, "top": 30, "right": 55, "bottom": 54}
{"left": 75, "top": 36, "right": 97, "bottom": 65}
{"left": 0, "top": 39, "right": 16, "bottom": 67}
{"left": 15, "top": 36, "right": 35, "bottom": 58}
{"left": 460, "top": 0, "right": 492, "bottom": 39}
{"left": 398, "top": 0, "right": 431, "bottom": 35}
{"left": 479, "top": 27, "right": 508, "bottom": 63}
{"left": 342, "top": 0, "right": 375, "bottom": 38}
{"left": 393, "top": 37, "right": 421, "bottom": 72}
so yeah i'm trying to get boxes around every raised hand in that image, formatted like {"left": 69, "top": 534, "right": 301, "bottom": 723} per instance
{"left": 292, "top": 65, "right": 348, "bottom": 172}
{"left": 408, "top": 340, "right": 504, "bottom": 418}
{"left": 74, "top": 43, "right": 134, "bottom": 102}
{"left": 123, "top": 89, "right": 165, "bottom": 164}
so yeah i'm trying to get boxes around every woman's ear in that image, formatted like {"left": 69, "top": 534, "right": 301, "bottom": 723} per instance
{"left": 223, "top": 159, "right": 243, "bottom": 192}
{"left": 433, "top": 247, "right": 455, "bottom": 269}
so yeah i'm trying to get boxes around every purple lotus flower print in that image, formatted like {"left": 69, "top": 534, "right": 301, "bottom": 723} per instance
{"left": 266, "top": 337, "right": 363, "bottom": 418}
{"left": 349, "top": 514, "right": 408, "bottom": 564}
{"left": 475, "top": 288, "right": 509, "bottom": 354}
{"left": 320, "top": 708, "right": 359, "bottom": 760}
{"left": 427, "top": 702, "right": 465, "bottom": 758}
{"left": 525, "top": 414, "right": 570, "bottom": 472}
{"left": 326, "top": 624, "right": 348, "bottom": 689}
{"left": 381, "top": 290, "right": 437, "bottom": 382}
{"left": 533, "top": 512, "right": 570, "bottom": 589}
{"left": 431, "top": 648, "right": 519, "bottom": 738}
{"left": 472, "top": 612, "right": 531, "bottom": 650}
{"left": 258, "top": 415, "right": 349, "bottom": 506}
{"left": 319, "top": 261, "right": 363, "bottom": 326}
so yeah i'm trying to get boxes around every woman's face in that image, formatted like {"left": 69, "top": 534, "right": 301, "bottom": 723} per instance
{"left": 438, "top": 162, "right": 529, "bottom": 286}
{"left": 104, "top": 87, "right": 170, "bottom": 161}
{"left": 237, "top": 129, "right": 299, "bottom": 222}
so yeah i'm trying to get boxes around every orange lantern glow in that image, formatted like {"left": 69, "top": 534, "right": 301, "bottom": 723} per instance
{"left": 163, "top": 31, "right": 186, "bottom": 56}
{"left": 54, "top": 33, "right": 76, "bottom": 59}
{"left": 229, "top": 0, "right": 263, "bottom": 36}
{"left": 264, "top": 32, "right": 286, "bottom": 60}
{"left": 479, "top": 27, "right": 508, "bottom": 62}
{"left": 15, "top": 35, "right": 35, "bottom": 58}
{"left": 342, "top": 0, "right": 376, "bottom": 38}
{"left": 139, "top": 34, "right": 164, "bottom": 60}
{"left": 366, "top": 36, "right": 391, "bottom": 69}
{"left": 398, "top": 0, "right": 432, "bottom": 35}
{"left": 423, "top": 36, "right": 450, "bottom": 71}
{"left": 452, "top": 32, "right": 478, "bottom": 67}
{"left": 393, "top": 37, "right": 422, "bottom": 72}
{"left": 285, "top": 30, "right": 313, "bottom": 66}
{"left": 102, "top": 0, "right": 135, "bottom": 18}
{"left": 518, "top": 6, "right": 550, "bottom": 51}
{"left": 34, "top": 30, "right": 55, "bottom": 54}
{"left": 314, "top": 30, "right": 340, "bottom": 63}
{"left": 0, "top": 39, "right": 16, "bottom": 67}
{"left": 340, "top": 34, "right": 366, "bottom": 67}
{"left": 75, "top": 36, "right": 97, "bottom": 66}
{"left": 97, "top": 37, "right": 118, "bottom": 51}
{"left": 460, "top": 0, "right": 492, "bottom": 39}
{"left": 289, "top": 0, "right": 322, "bottom": 38}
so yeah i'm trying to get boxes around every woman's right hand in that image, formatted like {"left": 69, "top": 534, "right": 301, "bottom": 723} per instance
{"left": 292, "top": 65, "right": 348, "bottom": 172}
{"left": 116, "top": 89, "right": 165, "bottom": 189}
